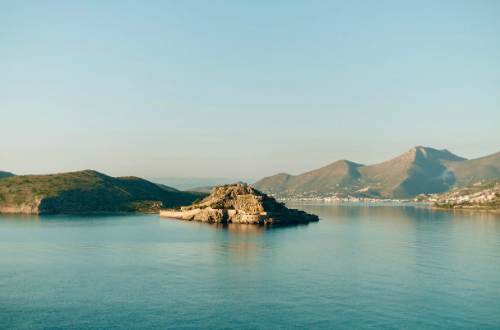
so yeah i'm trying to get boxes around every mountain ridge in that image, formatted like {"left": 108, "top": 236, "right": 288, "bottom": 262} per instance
{"left": 254, "top": 146, "right": 500, "bottom": 198}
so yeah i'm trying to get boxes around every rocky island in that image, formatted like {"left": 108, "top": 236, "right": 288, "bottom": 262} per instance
{"left": 160, "top": 183, "right": 319, "bottom": 225}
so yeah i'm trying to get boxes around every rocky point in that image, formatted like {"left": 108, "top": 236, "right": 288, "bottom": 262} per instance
{"left": 160, "top": 183, "right": 319, "bottom": 225}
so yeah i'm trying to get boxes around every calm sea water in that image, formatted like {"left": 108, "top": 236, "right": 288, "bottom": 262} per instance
{"left": 1, "top": 203, "right": 500, "bottom": 329}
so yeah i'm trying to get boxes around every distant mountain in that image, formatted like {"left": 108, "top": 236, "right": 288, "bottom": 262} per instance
{"left": 446, "top": 151, "right": 500, "bottom": 186}
{"left": 187, "top": 181, "right": 249, "bottom": 194}
{"left": 0, "top": 171, "right": 14, "bottom": 179}
{"left": 255, "top": 146, "right": 500, "bottom": 199}
{"left": 187, "top": 186, "right": 217, "bottom": 194}
{"left": 0, "top": 170, "right": 203, "bottom": 214}
{"left": 256, "top": 160, "right": 363, "bottom": 197}
{"left": 150, "top": 177, "right": 255, "bottom": 191}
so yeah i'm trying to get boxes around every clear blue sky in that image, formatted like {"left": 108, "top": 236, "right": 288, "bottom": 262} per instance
{"left": 1, "top": 0, "right": 499, "bottom": 178}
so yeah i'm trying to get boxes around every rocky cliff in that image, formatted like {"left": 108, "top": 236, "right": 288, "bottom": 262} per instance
{"left": 160, "top": 183, "right": 319, "bottom": 225}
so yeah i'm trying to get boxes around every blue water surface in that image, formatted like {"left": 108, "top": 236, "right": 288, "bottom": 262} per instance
{"left": 1, "top": 203, "right": 500, "bottom": 329}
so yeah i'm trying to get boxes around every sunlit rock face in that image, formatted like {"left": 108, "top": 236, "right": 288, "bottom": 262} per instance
{"left": 160, "top": 183, "right": 319, "bottom": 225}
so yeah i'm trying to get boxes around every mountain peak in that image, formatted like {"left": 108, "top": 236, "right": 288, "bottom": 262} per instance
{"left": 254, "top": 146, "right": 494, "bottom": 198}
{"left": 338, "top": 159, "right": 364, "bottom": 166}
{"left": 407, "top": 146, "right": 466, "bottom": 161}
{"left": 321, "top": 159, "right": 363, "bottom": 170}
{"left": 409, "top": 145, "right": 438, "bottom": 154}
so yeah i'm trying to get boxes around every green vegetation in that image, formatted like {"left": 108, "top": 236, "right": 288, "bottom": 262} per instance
{"left": 0, "top": 171, "right": 14, "bottom": 179}
{"left": 0, "top": 170, "right": 204, "bottom": 214}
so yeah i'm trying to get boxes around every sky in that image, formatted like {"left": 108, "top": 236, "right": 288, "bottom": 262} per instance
{"left": 1, "top": 0, "right": 499, "bottom": 179}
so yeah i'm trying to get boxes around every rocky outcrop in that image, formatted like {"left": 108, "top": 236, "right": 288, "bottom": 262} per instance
{"left": 0, "top": 197, "right": 42, "bottom": 214}
{"left": 160, "top": 183, "right": 319, "bottom": 225}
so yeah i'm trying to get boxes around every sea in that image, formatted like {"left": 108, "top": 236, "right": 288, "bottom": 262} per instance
{"left": 1, "top": 203, "right": 500, "bottom": 329}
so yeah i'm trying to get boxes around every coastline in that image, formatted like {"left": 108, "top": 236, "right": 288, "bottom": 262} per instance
{"left": 281, "top": 198, "right": 500, "bottom": 213}
{"left": 277, "top": 197, "right": 428, "bottom": 205}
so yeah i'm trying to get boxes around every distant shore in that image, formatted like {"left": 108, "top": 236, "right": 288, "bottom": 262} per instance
{"left": 278, "top": 197, "right": 427, "bottom": 204}
{"left": 280, "top": 197, "right": 500, "bottom": 213}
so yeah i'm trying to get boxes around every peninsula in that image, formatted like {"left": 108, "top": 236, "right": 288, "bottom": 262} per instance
{"left": 0, "top": 170, "right": 202, "bottom": 214}
{"left": 160, "top": 183, "right": 319, "bottom": 225}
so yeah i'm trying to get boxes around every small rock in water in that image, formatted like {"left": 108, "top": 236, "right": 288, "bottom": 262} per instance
{"left": 160, "top": 183, "right": 319, "bottom": 225}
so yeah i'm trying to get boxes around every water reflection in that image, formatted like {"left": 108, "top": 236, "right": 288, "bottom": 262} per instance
{"left": 207, "top": 223, "right": 266, "bottom": 235}
{"left": 207, "top": 223, "right": 310, "bottom": 262}
{"left": 290, "top": 202, "right": 500, "bottom": 225}
{"left": 205, "top": 221, "right": 313, "bottom": 235}
{"left": 0, "top": 214, "right": 41, "bottom": 226}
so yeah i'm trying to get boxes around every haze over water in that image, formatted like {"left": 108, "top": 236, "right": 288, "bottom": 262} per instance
{"left": 1, "top": 204, "right": 500, "bottom": 329}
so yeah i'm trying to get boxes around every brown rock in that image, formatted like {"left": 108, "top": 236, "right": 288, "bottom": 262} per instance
{"left": 160, "top": 183, "right": 319, "bottom": 225}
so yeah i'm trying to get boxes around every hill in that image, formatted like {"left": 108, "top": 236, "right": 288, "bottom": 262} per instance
{"left": 434, "top": 179, "right": 500, "bottom": 211}
{"left": 255, "top": 160, "right": 364, "bottom": 197}
{"left": 0, "top": 170, "right": 203, "bottom": 214}
{"left": 0, "top": 171, "right": 14, "bottom": 179}
{"left": 446, "top": 152, "right": 500, "bottom": 186}
{"left": 255, "top": 146, "right": 500, "bottom": 199}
